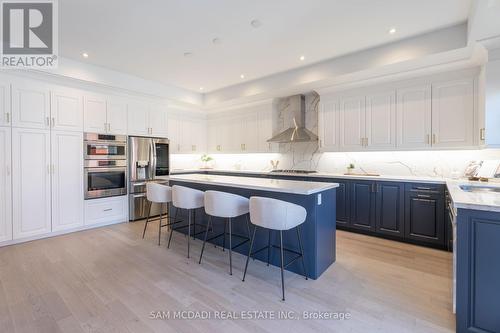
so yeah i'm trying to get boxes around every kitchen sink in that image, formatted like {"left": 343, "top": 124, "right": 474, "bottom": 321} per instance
{"left": 459, "top": 185, "right": 500, "bottom": 193}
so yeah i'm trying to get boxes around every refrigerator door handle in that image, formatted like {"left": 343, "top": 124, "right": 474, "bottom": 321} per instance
{"left": 150, "top": 140, "right": 157, "bottom": 180}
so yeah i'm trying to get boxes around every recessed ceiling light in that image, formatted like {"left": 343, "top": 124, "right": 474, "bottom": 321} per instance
{"left": 212, "top": 38, "right": 221, "bottom": 45}
{"left": 183, "top": 52, "right": 193, "bottom": 57}
{"left": 389, "top": 28, "right": 396, "bottom": 35}
{"left": 82, "top": 52, "right": 89, "bottom": 58}
{"left": 199, "top": 87, "right": 204, "bottom": 91}
{"left": 299, "top": 55, "right": 305, "bottom": 61}
{"left": 250, "top": 19, "right": 262, "bottom": 28}
{"left": 240, "top": 74, "right": 245, "bottom": 79}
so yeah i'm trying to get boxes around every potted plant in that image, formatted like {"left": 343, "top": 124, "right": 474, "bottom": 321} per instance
{"left": 346, "top": 163, "right": 355, "bottom": 174}
{"left": 200, "top": 154, "right": 213, "bottom": 169}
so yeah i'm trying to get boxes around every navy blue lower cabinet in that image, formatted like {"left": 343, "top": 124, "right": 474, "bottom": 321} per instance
{"left": 333, "top": 179, "right": 350, "bottom": 227}
{"left": 404, "top": 189, "right": 445, "bottom": 246}
{"left": 375, "top": 182, "right": 405, "bottom": 238}
{"left": 457, "top": 209, "right": 500, "bottom": 333}
{"left": 350, "top": 180, "right": 376, "bottom": 231}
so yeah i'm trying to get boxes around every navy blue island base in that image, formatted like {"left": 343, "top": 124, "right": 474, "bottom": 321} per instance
{"left": 168, "top": 179, "right": 337, "bottom": 280}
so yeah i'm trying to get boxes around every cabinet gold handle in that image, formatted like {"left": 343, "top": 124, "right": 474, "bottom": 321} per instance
{"left": 192, "top": 145, "right": 196, "bottom": 151}
{"left": 46, "top": 117, "right": 50, "bottom": 127}
{"left": 432, "top": 134, "right": 437, "bottom": 144}
{"left": 480, "top": 128, "right": 486, "bottom": 141}
{"left": 5, "top": 113, "right": 10, "bottom": 123}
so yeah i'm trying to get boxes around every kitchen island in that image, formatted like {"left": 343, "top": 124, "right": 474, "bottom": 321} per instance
{"left": 169, "top": 174, "right": 339, "bottom": 279}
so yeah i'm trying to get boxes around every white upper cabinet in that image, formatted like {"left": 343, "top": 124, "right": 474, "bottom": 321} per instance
{"left": 12, "top": 128, "right": 52, "bottom": 239}
{"left": 0, "top": 127, "right": 12, "bottom": 242}
{"left": 11, "top": 79, "right": 50, "bottom": 130}
{"left": 84, "top": 94, "right": 107, "bottom": 133}
{"left": 127, "top": 100, "right": 149, "bottom": 135}
{"left": 51, "top": 88, "right": 84, "bottom": 132}
{"left": 128, "top": 101, "right": 168, "bottom": 137}
{"left": 0, "top": 81, "right": 11, "bottom": 127}
{"left": 365, "top": 90, "right": 396, "bottom": 149}
{"left": 396, "top": 85, "right": 432, "bottom": 149}
{"left": 339, "top": 95, "right": 366, "bottom": 150}
{"left": 319, "top": 98, "right": 339, "bottom": 151}
{"left": 51, "top": 131, "right": 84, "bottom": 232}
{"left": 167, "top": 113, "right": 181, "bottom": 152}
{"left": 431, "top": 78, "right": 474, "bottom": 148}
{"left": 240, "top": 112, "right": 259, "bottom": 152}
{"left": 149, "top": 104, "right": 168, "bottom": 137}
{"left": 107, "top": 98, "right": 128, "bottom": 135}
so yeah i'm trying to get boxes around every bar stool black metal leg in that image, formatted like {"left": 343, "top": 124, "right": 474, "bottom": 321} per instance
{"left": 279, "top": 230, "right": 285, "bottom": 301}
{"left": 167, "top": 207, "right": 177, "bottom": 249}
{"left": 228, "top": 218, "right": 232, "bottom": 275}
{"left": 193, "top": 209, "right": 196, "bottom": 240}
{"left": 242, "top": 226, "right": 257, "bottom": 282}
{"left": 222, "top": 221, "right": 226, "bottom": 252}
{"left": 158, "top": 203, "right": 163, "bottom": 246}
{"left": 142, "top": 200, "right": 152, "bottom": 239}
{"left": 267, "top": 229, "right": 272, "bottom": 266}
{"left": 296, "top": 225, "right": 308, "bottom": 280}
{"left": 199, "top": 216, "right": 212, "bottom": 264}
{"left": 187, "top": 210, "right": 191, "bottom": 258}
{"left": 245, "top": 214, "right": 251, "bottom": 239}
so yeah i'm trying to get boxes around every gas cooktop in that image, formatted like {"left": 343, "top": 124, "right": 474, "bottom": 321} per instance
{"left": 269, "top": 169, "right": 317, "bottom": 174}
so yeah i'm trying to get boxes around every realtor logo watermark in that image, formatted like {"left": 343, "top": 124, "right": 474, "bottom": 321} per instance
{"left": 1, "top": 0, "right": 58, "bottom": 68}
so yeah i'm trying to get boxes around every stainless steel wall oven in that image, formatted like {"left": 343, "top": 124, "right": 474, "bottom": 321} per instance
{"left": 84, "top": 133, "right": 128, "bottom": 199}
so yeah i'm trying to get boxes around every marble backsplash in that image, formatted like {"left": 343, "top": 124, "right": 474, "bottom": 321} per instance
{"left": 171, "top": 91, "right": 500, "bottom": 178}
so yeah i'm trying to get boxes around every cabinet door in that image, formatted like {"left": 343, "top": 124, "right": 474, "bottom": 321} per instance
{"left": 258, "top": 108, "right": 278, "bottom": 152}
{"left": 168, "top": 113, "right": 181, "bottom": 152}
{"left": 207, "top": 118, "right": 219, "bottom": 152}
{"left": 240, "top": 112, "right": 259, "bottom": 152}
{"left": 319, "top": 99, "right": 339, "bottom": 151}
{"left": 339, "top": 96, "right": 366, "bottom": 150}
{"left": 190, "top": 118, "right": 206, "bottom": 153}
{"left": 0, "top": 128, "right": 12, "bottom": 242}
{"left": 51, "top": 131, "right": 84, "bottom": 231}
{"left": 405, "top": 191, "right": 445, "bottom": 246}
{"left": 11, "top": 80, "right": 50, "bottom": 129}
{"left": 84, "top": 95, "right": 107, "bottom": 133}
{"left": 365, "top": 90, "right": 396, "bottom": 149}
{"left": 375, "top": 182, "right": 404, "bottom": 238}
{"left": 51, "top": 88, "right": 84, "bottom": 132}
{"left": 334, "top": 179, "right": 350, "bottom": 227}
{"left": 0, "top": 81, "right": 11, "bottom": 127}
{"left": 106, "top": 98, "right": 128, "bottom": 135}
{"left": 127, "top": 101, "right": 149, "bottom": 136}
{"left": 396, "top": 85, "right": 432, "bottom": 149}
{"left": 149, "top": 104, "right": 168, "bottom": 137}
{"left": 12, "top": 128, "right": 51, "bottom": 239}
{"left": 432, "top": 79, "right": 474, "bottom": 148}
{"left": 350, "top": 181, "right": 375, "bottom": 231}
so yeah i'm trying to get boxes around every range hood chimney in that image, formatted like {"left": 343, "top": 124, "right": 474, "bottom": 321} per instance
{"left": 267, "top": 94, "right": 318, "bottom": 143}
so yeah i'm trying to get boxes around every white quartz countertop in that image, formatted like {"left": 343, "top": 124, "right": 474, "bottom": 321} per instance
{"left": 170, "top": 169, "right": 446, "bottom": 184}
{"left": 169, "top": 174, "right": 339, "bottom": 195}
{"left": 446, "top": 180, "right": 500, "bottom": 213}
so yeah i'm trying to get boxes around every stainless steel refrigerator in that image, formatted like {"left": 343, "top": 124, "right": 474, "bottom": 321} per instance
{"left": 128, "top": 136, "right": 170, "bottom": 220}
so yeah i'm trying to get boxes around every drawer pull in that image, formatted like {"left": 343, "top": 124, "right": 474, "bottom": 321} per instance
{"left": 103, "top": 208, "right": 113, "bottom": 212}
{"left": 415, "top": 187, "right": 432, "bottom": 190}
{"left": 417, "top": 194, "right": 432, "bottom": 198}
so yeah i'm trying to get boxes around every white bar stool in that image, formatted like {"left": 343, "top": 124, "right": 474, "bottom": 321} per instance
{"left": 199, "top": 191, "right": 252, "bottom": 275}
{"left": 243, "top": 196, "right": 308, "bottom": 301}
{"left": 142, "top": 182, "right": 180, "bottom": 246}
{"left": 170, "top": 185, "right": 205, "bottom": 258}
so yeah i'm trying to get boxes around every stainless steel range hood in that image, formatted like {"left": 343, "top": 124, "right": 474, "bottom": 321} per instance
{"left": 267, "top": 94, "right": 318, "bottom": 143}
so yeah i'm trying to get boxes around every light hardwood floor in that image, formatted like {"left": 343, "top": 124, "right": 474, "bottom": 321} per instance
{"left": 0, "top": 221, "right": 455, "bottom": 333}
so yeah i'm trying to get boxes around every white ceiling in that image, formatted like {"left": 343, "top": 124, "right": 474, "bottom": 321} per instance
{"left": 60, "top": 0, "right": 472, "bottom": 93}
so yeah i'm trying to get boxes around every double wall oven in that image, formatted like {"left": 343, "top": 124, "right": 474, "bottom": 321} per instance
{"left": 84, "top": 133, "right": 128, "bottom": 199}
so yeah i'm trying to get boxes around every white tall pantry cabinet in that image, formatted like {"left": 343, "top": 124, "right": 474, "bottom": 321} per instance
{"left": 12, "top": 128, "right": 52, "bottom": 239}
{"left": 0, "top": 127, "right": 12, "bottom": 242}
